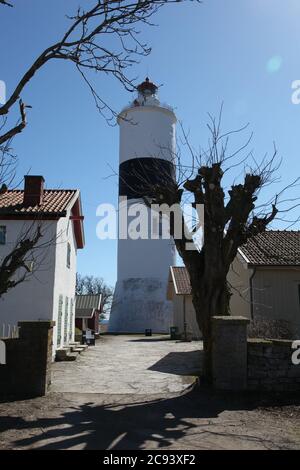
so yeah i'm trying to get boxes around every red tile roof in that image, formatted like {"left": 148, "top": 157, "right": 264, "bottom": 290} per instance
{"left": 0, "top": 189, "right": 78, "bottom": 216}
{"left": 170, "top": 266, "right": 192, "bottom": 295}
{"left": 240, "top": 231, "right": 300, "bottom": 266}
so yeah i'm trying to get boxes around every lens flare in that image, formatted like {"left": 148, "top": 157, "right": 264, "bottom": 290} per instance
{"left": 266, "top": 55, "right": 283, "bottom": 73}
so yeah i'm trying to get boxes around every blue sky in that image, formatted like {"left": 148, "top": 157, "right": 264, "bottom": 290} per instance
{"left": 1, "top": 0, "right": 300, "bottom": 287}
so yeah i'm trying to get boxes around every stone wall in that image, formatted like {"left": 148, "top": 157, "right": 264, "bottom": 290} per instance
{"left": 0, "top": 321, "right": 54, "bottom": 397}
{"left": 248, "top": 338, "right": 300, "bottom": 392}
{"left": 211, "top": 316, "right": 300, "bottom": 392}
{"left": 211, "top": 316, "right": 250, "bottom": 391}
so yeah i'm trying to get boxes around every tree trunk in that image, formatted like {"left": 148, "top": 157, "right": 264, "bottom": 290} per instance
{"left": 191, "top": 275, "right": 230, "bottom": 383}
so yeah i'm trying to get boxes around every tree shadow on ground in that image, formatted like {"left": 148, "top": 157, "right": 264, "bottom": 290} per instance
{"left": 148, "top": 351, "right": 204, "bottom": 376}
{"left": 1, "top": 385, "right": 300, "bottom": 450}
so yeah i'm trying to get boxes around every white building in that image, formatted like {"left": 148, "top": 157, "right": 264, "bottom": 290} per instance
{"left": 109, "top": 78, "right": 177, "bottom": 333}
{"left": 0, "top": 175, "right": 85, "bottom": 358}
{"left": 229, "top": 230, "right": 300, "bottom": 337}
{"left": 168, "top": 231, "right": 300, "bottom": 340}
{"left": 167, "top": 267, "right": 202, "bottom": 340}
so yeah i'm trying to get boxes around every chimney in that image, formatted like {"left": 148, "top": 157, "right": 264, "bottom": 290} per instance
{"left": 23, "top": 175, "right": 45, "bottom": 207}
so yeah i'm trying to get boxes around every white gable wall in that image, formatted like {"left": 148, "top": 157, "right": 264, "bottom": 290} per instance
{"left": 252, "top": 268, "right": 300, "bottom": 337}
{"left": 229, "top": 255, "right": 300, "bottom": 337}
{"left": 0, "top": 219, "right": 57, "bottom": 326}
{"left": 51, "top": 211, "right": 77, "bottom": 354}
{"left": 0, "top": 212, "right": 78, "bottom": 358}
{"left": 228, "top": 254, "right": 252, "bottom": 319}
{"left": 169, "top": 283, "right": 202, "bottom": 340}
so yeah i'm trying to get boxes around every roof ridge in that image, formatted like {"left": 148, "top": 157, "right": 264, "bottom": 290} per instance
{"left": 3, "top": 188, "right": 78, "bottom": 193}
{"left": 263, "top": 229, "right": 300, "bottom": 233}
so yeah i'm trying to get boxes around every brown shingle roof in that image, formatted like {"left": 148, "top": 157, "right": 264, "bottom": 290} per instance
{"left": 75, "top": 308, "right": 95, "bottom": 319}
{"left": 0, "top": 189, "right": 77, "bottom": 216}
{"left": 240, "top": 231, "right": 300, "bottom": 266}
{"left": 76, "top": 295, "right": 102, "bottom": 310}
{"left": 170, "top": 231, "right": 300, "bottom": 297}
{"left": 170, "top": 266, "right": 192, "bottom": 295}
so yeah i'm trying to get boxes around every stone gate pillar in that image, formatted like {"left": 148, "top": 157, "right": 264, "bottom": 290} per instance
{"left": 18, "top": 320, "right": 55, "bottom": 396}
{"left": 211, "top": 316, "right": 249, "bottom": 391}
{"left": 0, "top": 320, "right": 55, "bottom": 397}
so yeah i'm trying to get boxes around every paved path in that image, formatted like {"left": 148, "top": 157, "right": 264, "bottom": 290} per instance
{"left": 51, "top": 335, "right": 203, "bottom": 395}
{"left": 1, "top": 335, "right": 300, "bottom": 450}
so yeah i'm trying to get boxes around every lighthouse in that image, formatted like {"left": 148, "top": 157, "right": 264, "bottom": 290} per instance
{"left": 108, "top": 78, "right": 177, "bottom": 333}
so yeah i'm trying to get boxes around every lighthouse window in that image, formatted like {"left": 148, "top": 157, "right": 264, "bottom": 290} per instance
{"left": 0, "top": 226, "right": 6, "bottom": 245}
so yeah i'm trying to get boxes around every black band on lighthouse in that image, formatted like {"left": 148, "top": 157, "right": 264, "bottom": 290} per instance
{"left": 119, "top": 157, "right": 175, "bottom": 199}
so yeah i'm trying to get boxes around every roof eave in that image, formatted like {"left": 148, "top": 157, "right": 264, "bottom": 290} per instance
{"left": 248, "top": 263, "right": 300, "bottom": 269}
{"left": 69, "top": 190, "right": 85, "bottom": 249}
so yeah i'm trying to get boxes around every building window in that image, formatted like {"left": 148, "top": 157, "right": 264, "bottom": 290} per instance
{"left": 64, "top": 297, "right": 69, "bottom": 344}
{"left": 57, "top": 295, "right": 63, "bottom": 347}
{"left": 67, "top": 243, "right": 71, "bottom": 268}
{"left": 0, "top": 226, "right": 6, "bottom": 245}
{"left": 69, "top": 298, "right": 74, "bottom": 340}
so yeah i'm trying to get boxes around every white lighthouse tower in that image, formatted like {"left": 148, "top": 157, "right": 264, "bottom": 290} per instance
{"left": 108, "top": 78, "right": 177, "bottom": 333}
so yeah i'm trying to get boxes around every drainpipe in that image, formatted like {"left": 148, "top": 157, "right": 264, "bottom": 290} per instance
{"left": 249, "top": 266, "right": 257, "bottom": 320}
{"left": 183, "top": 295, "right": 188, "bottom": 342}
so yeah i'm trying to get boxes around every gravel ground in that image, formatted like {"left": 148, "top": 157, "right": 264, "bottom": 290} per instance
{"left": 0, "top": 335, "right": 299, "bottom": 450}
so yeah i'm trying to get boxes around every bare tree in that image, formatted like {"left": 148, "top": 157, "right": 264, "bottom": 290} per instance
{"left": 0, "top": 0, "right": 13, "bottom": 7}
{"left": 76, "top": 274, "right": 114, "bottom": 315}
{"left": 0, "top": 0, "right": 196, "bottom": 144}
{"left": 140, "top": 110, "right": 299, "bottom": 381}
{"left": 0, "top": 224, "right": 42, "bottom": 297}
{"left": 0, "top": 0, "right": 196, "bottom": 298}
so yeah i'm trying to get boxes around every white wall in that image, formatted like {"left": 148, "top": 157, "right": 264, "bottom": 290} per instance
{"left": 117, "top": 199, "right": 176, "bottom": 280}
{"left": 0, "top": 219, "right": 57, "bottom": 326}
{"left": 51, "top": 211, "right": 77, "bottom": 355}
{"left": 119, "top": 106, "right": 176, "bottom": 164}
{"left": 0, "top": 213, "right": 78, "bottom": 358}
{"left": 228, "top": 254, "right": 252, "bottom": 319}
{"left": 117, "top": 104, "right": 177, "bottom": 282}
{"left": 171, "top": 291, "right": 202, "bottom": 340}
{"left": 109, "top": 102, "right": 177, "bottom": 333}
{"left": 229, "top": 256, "right": 300, "bottom": 337}
{"left": 252, "top": 268, "right": 300, "bottom": 336}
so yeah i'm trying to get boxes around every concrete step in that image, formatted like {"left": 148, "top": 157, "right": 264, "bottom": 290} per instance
{"left": 71, "top": 347, "right": 84, "bottom": 354}
{"left": 63, "top": 352, "right": 78, "bottom": 361}
{"left": 55, "top": 348, "right": 78, "bottom": 362}
{"left": 71, "top": 345, "right": 88, "bottom": 353}
{"left": 70, "top": 344, "right": 88, "bottom": 352}
{"left": 77, "top": 344, "right": 88, "bottom": 351}
{"left": 69, "top": 341, "right": 81, "bottom": 346}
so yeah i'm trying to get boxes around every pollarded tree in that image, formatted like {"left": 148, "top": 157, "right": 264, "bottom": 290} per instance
{"left": 142, "top": 112, "right": 299, "bottom": 381}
